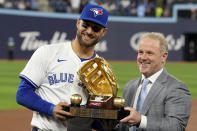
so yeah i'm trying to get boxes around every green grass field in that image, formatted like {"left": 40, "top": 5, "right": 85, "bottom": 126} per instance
{"left": 0, "top": 60, "right": 196, "bottom": 110}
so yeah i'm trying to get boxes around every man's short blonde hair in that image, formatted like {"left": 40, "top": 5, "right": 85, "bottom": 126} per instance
{"left": 141, "top": 32, "right": 168, "bottom": 54}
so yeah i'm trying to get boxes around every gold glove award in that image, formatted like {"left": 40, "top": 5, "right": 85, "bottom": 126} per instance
{"left": 63, "top": 57, "right": 129, "bottom": 120}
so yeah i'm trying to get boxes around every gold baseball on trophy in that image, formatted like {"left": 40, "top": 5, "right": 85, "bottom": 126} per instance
{"left": 70, "top": 94, "right": 82, "bottom": 106}
{"left": 113, "top": 97, "right": 125, "bottom": 108}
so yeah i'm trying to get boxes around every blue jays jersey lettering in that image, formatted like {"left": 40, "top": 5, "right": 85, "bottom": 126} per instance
{"left": 47, "top": 73, "right": 74, "bottom": 85}
{"left": 19, "top": 41, "right": 97, "bottom": 131}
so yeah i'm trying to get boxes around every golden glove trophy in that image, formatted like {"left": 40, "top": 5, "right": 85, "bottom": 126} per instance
{"left": 64, "top": 57, "right": 129, "bottom": 123}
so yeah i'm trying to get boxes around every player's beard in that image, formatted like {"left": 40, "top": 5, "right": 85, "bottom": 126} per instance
{"left": 77, "top": 30, "right": 100, "bottom": 48}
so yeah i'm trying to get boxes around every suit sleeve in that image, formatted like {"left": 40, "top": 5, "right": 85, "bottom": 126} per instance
{"left": 146, "top": 82, "right": 191, "bottom": 131}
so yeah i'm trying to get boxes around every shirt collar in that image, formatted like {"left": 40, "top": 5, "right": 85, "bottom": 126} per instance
{"left": 141, "top": 68, "right": 163, "bottom": 84}
{"left": 79, "top": 51, "right": 97, "bottom": 62}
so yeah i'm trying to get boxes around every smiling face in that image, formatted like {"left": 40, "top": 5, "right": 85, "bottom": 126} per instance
{"left": 76, "top": 19, "right": 107, "bottom": 48}
{"left": 137, "top": 37, "right": 168, "bottom": 78}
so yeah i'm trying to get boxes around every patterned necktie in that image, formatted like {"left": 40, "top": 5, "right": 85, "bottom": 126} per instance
{"left": 132, "top": 78, "right": 150, "bottom": 131}
{"left": 136, "top": 78, "right": 150, "bottom": 113}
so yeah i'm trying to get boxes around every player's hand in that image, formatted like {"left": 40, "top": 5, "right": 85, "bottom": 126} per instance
{"left": 120, "top": 107, "right": 141, "bottom": 126}
{"left": 53, "top": 102, "right": 72, "bottom": 121}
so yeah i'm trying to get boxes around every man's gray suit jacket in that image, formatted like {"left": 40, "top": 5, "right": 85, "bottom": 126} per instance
{"left": 118, "top": 69, "right": 191, "bottom": 131}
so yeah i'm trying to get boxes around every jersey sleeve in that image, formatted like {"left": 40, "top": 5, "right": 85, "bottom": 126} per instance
{"left": 20, "top": 45, "right": 48, "bottom": 88}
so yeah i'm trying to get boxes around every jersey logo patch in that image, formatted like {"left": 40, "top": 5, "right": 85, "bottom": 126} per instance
{"left": 57, "top": 59, "right": 67, "bottom": 62}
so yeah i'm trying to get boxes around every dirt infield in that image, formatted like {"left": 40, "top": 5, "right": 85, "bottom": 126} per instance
{"left": 0, "top": 100, "right": 197, "bottom": 131}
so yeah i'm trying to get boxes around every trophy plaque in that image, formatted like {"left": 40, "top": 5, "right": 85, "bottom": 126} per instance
{"left": 63, "top": 57, "right": 129, "bottom": 120}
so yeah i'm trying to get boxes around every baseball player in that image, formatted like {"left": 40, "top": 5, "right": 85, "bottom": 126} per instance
{"left": 16, "top": 4, "right": 108, "bottom": 131}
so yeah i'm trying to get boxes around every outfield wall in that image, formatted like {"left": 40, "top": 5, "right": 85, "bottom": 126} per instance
{"left": 0, "top": 4, "right": 197, "bottom": 61}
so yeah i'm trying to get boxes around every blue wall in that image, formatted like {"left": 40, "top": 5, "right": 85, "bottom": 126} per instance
{"left": 0, "top": 6, "right": 197, "bottom": 61}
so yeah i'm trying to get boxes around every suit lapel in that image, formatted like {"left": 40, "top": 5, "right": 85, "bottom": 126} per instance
{"left": 141, "top": 69, "right": 168, "bottom": 114}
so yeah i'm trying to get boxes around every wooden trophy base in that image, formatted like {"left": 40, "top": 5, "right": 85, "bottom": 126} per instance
{"left": 63, "top": 95, "right": 130, "bottom": 120}
{"left": 63, "top": 106, "right": 129, "bottom": 120}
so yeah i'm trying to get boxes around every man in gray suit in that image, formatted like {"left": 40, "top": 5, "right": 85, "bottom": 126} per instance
{"left": 118, "top": 32, "right": 191, "bottom": 131}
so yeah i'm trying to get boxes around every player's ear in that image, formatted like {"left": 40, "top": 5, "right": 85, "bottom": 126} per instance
{"left": 101, "top": 28, "right": 108, "bottom": 37}
{"left": 76, "top": 19, "right": 80, "bottom": 28}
